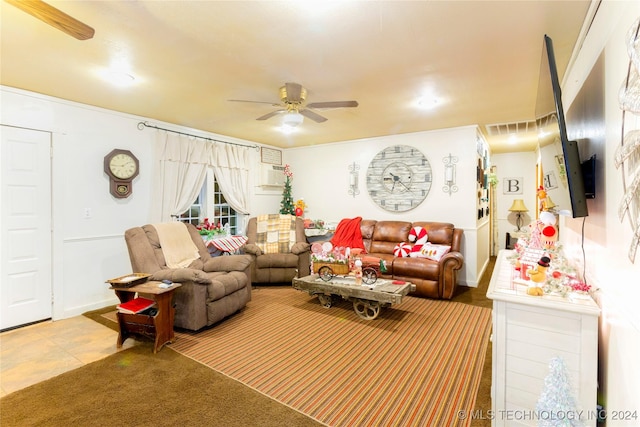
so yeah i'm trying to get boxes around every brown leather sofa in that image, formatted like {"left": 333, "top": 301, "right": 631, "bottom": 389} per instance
{"left": 124, "top": 223, "right": 253, "bottom": 331}
{"left": 360, "top": 220, "right": 464, "bottom": 299}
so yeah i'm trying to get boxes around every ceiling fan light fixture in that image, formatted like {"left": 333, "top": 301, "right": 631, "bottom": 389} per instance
{"left": 282, "top": 111, "right": 304, "bottom": 128}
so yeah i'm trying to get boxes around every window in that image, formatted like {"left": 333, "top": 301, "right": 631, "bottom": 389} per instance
{"left": 178, "top": 170, "right": 239, "bottom": 234}
{"left": 211, "top": 179, "right": 239, "bottom": 235}
{"left": 177, "top": 186, "right": 204, "bottom": 226}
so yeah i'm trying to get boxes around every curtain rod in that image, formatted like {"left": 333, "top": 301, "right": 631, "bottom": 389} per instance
{"left": 137, "top": 121, "right": 260, "bottom": 151}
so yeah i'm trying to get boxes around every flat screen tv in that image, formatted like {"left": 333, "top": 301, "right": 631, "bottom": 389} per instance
{"left": 581, "top": 154, "right": 596, "bottom": 199}
{"left": 535, "top": 34, "right": 588, "bottom": 218}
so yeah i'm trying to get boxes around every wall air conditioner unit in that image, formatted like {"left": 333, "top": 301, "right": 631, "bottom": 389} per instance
{"left": 260, "top": 164, "right": 285, "bottom": 187}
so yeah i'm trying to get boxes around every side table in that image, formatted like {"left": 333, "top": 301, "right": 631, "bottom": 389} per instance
{"left": 110, "top": 281, "right": 181, "bottom": 353}
{"left": 203, "top": 235, "right": 248, "bottom": 256}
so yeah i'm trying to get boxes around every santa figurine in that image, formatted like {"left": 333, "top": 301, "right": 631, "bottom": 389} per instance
{"left": 353, "top": 259, "right": 363, "bottom": 286}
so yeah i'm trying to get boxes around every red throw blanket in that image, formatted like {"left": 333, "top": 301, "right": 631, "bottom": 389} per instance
{"left": 331, "top": 217, "right": 366, "bottom": 252}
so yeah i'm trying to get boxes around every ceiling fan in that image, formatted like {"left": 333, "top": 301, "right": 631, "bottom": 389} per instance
{"left": 5, "top": 0, "right": 95, "bottom": 40}
{"left": 229, "top": 82, "right": 358, "bottom": 126}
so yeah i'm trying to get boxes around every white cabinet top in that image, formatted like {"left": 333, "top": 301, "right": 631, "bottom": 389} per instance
{"left": 487, "top": 250, "right": 600, "bottom": 317}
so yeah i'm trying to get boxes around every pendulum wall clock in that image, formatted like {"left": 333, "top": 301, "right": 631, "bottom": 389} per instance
{"left": 103, "top": 149, "right": 139, "bottom": 198}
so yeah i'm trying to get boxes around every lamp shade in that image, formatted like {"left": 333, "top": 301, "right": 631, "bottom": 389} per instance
{"left": 282, "top": 111, "right": 304, "bottom": 127}
{"left": 508, "top": 199, "right": 528, "bottom": 212}
{"left": 544, "top": 196, "right": 557, "bottom": 210}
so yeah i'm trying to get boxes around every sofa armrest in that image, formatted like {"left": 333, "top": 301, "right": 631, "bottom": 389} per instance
{"left": 438, "top": 251, "right": 464, "bottom": 299}
{"left": 291, "top": 242, "right": 311, "bottom": 255}
{"left": 173, "top": 281, "right": 208, "bottom": 331}
{"left": 150, "top": 268, "right": 212, "bottom": 285}
{"left": 243, "top": 243, "right": 262, "bottom": 256}
{"left": 203, "top": 254, "right": 253, "bottom": 272}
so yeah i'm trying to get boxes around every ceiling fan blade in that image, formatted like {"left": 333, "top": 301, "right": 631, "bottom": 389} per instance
{"left": 256, "top": 110, "right": 286, "bottom": 121}
{"left": 285, "top": 82, "right": 303, "bottom": 103}
{"left": 307, "top": 100, "right": 359, "bottom": 109}
{"left": 300, "top": 109, "right": 328, "bottom": 123}
{"left": 228, "top": 99, "right": 281, "bottom": 107}
{"left": 5, "top": 0, "right": 95, "bottom": 40}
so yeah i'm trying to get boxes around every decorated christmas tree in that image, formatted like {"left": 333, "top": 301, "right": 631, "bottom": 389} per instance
{"left": 536, "top": 357, "right": 584, "bottom": 426}
{"left": 279, "top": 164, "right": 295, "bottom": 215}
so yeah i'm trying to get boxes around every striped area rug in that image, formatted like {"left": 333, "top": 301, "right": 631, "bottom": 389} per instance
{"left": 170, "top": 286, "right": 491, "bottom": 427}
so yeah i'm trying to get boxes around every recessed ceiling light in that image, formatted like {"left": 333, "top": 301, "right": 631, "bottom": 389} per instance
{"left": 416, "top": 96, "right": 441, "bottom": 110}
{"left": 107, "top": 71, "right": 135, "bottom": 86}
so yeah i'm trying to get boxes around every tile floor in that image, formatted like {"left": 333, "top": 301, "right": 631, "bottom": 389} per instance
{"left": 0, "top": 315, "right": 139, "bottom": 398}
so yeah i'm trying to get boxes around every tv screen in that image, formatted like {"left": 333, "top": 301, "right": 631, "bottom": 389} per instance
{"left": 535, "top": 35, "right": 588, "bottom": 218}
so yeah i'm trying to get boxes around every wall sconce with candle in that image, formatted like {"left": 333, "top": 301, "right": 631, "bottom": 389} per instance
{"left": 442, "top": 153, "right": 458, "bottom": 195}
{"left": 348, "top": 162, "right": 360, "bottom": 197}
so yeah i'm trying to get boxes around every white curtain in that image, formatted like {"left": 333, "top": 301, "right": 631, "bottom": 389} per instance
{"left": 152, "top": 130, "right": 252, "bottom": 223}
{"left": 211, "top": 143, "right": 250, "bottom": 214}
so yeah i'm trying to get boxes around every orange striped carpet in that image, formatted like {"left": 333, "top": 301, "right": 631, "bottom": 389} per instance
{"left": 170, "top": 286, "right": 491, "bottom": 427}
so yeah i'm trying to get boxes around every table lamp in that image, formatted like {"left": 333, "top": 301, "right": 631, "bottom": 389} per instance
{"left": 508, "top": 199, "right": 529, "bottom": 231}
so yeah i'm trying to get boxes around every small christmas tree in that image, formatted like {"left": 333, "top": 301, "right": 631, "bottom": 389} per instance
{"left": 536, "top": 356, "right": 584, "bottom": 426}
{"left": 279, "top": 164, "right": 295, "bottom": 215}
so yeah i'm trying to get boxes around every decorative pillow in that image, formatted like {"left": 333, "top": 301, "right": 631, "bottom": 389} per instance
{"left": 393, "top": 242, "right": 412, "bottom": 257}
{"left": 415, "top": 243, "right": 451, "bottom": 261}
{"left": 408, "top": 226, "right": 428, "bottom": 257}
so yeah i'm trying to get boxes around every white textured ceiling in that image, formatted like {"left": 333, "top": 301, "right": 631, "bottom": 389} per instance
{"left": 0, "top": 0, "right": 593, "bottom": 153}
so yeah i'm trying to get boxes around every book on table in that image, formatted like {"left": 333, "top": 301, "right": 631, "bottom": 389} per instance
{"left": 117, "top": 297, "right": 156, "bottom": 314}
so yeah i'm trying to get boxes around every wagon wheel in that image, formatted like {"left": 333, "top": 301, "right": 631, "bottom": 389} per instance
{"left": 352, "top": 299, "right": 381, "bottom": 320}
{"left": 318, "top": 266, "right": 334, "bottom": 281}
{"left": 362, "top": 267, "right": 377, "bottom": 285}
{"left": 317, "top": 294, "right": 333, "bottom": 308}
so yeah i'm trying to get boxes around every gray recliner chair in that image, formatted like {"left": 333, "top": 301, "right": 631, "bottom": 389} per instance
{"left": 124, "top": 222, "right": 252, "bottom": 331}
{"left": 243, "top": 215, "right": 311, "bottom": 284}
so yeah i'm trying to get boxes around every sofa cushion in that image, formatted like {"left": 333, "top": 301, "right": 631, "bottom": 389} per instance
{"left": 206, "top": 271, "right": 248, "bottom": 302}
{"left": 412, "top": 222, "right": 455, "bottom": 246}
{"left": 392, "top": 257, "right": 440, "bottom": 281}
{"left": 369, "top": 221, "right": 412, "bottom": 254}
{"left": 255, "top": 253, "right": 300, "bottom": 268}
{"left": 415, "top": 243, "right": 451, "bottom": 261}
{"left": 408, "top": 226, "right": 429, "bottom": 257}
{"left": 393, "top": 242, "right": 412, "bottom": 257}
{"left": 203, "top": 254, "right": 252, "bottom": 272}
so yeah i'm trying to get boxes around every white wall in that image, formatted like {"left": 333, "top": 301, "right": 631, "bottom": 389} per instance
{"left": 284, "top": 126, "right": 488, "bottom": 286}
{"left": 556, "top": 1, "right": 640, "bottom": 421}
{"left": 491, "top": 151, "right": 538, "bottom": 249}
{"left": 0, "top": 87, "right": 280, "bottom": 319}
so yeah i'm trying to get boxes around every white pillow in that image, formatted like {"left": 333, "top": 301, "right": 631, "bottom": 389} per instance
{"left": 416, "top": 243, "right": 451, "bottom": 261}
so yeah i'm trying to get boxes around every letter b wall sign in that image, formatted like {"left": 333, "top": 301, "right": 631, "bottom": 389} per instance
{"left": 503, "top": 177, "right": 523, "bottom": 195}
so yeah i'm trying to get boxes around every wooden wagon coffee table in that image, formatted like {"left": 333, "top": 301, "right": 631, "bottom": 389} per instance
{"left": 292, "top": 274, "right": 416, "bottom": 320}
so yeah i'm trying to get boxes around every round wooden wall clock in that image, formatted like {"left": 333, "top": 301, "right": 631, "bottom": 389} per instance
{"left": 103, "top": 149, "right": 139, "bottom": 198}
{"left": 366, "top": 145, "right": 432, "bottom": 212}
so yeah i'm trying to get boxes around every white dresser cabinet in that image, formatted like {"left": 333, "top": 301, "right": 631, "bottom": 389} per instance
{"left": 487, "top": 250, "right": 600, "bottom": 427}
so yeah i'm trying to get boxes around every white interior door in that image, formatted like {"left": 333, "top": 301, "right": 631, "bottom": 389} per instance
{"left": 1, "top": 126, "right": 52, "bottom": 330}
